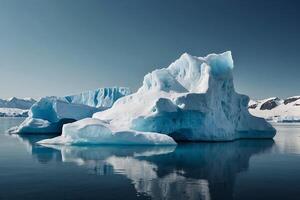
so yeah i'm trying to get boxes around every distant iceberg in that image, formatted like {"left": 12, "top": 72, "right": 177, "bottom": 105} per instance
{"left": 40, "top": 51, "right": 276, "bottom": 145}
{"left": 8, "top": 87, "right": 130, "bottom": 134}
{"left": 62, "top": 87, "right": 131, "bottom": 108}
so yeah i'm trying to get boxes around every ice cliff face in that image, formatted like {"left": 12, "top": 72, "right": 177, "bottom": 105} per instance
{"left": 40, "top": 51, "right": 276, "bottom": 145}
{"left": 249, "top": 96, "right": 300, "bottom": 122}
{"left": 63, "top": 87, "right": 130, "bottom": 108}
{"left": 8, "top": 87, "right": 130, "bottom": 134}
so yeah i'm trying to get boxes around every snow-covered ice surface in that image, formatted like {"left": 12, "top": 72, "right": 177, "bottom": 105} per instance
{"left": 249, "top": 96, "right": 300, "bottom": 122}
{"left": 40, "top": 51, "right": 275, "bottom": 145}
{"left": 38, "top": 118, "right": 176, "bottom": 145}
{"left": 8, "top": 88, "right": 130, "bottom": 134}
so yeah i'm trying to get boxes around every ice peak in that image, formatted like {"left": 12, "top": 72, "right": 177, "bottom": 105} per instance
{"left": 140, "top": 51, "right": 235, "bottom": 93}
{"left": 7, "top": 97, "right": 18, "bottom": 101}
{"left": 204, "top": 51, "right": 234, "bottom": 79}
{"left": 179, "top": 52, "right": 193, "bottom": 59}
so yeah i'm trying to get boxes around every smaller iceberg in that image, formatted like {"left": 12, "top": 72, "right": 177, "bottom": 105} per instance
{"left": 8, "top": 87, "right": 130, "bottom": 134}
{"left": 38, "top": 118, "right": 176, "bottom": 145}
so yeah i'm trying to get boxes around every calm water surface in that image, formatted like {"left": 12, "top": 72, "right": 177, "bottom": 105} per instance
{"left": 0, "top": 118, "right": 299, "bottom": 200}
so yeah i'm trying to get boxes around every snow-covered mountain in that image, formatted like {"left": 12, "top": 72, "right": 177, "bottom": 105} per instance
{"left": 249, "top": 96, "right": 300, "bottom": 122}
{"left": 0, "top": 97, "right": 36, "bottom": 117}
{"left": 0, "top": 97, "right": 36, "bottom": 109}
{"left": 39, "top": 51, "right": 275, "bottom": 146}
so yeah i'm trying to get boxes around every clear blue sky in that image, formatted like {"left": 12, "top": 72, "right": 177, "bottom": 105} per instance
{"left": 0, "top": 0, "right": 299, "bottom": 99}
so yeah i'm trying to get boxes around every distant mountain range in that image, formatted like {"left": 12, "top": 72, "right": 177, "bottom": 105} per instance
{"left": 0, "top": 97, "right": 36, "bottom": 117}
{"left": 0, "top": 97, "right": 36, "bottom": 109}
{"left": 249, "top": 96, "right": 300, "bottom": 122}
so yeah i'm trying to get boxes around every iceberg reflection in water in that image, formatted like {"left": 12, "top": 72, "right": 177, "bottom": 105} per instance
{"left": 16, "top": 133, "right": 273, "bottom": 200}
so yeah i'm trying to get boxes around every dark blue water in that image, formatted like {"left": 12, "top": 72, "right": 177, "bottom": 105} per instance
{"left": 0, "top": 118, "right": 299, "bottom": 200}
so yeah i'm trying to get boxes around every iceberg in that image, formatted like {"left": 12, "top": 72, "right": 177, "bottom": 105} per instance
{"left": 38, "top": 118, "right": 176, "bottom": 145}
{"left": 8, "top": 87, "right": 130, "bottom": 134}
{"left": 62, "top": 87, "right": 131, "bottom": 108}
{"left": 40, "top": 51, "right": 276, "bottom": 145}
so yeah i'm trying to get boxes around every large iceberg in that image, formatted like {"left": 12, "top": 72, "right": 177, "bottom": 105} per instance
{"left": 40, "top": 51, "right": 276, "bottom": 145}
{"left": 8, "top": 87, "right": 130, "bottom": 134}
